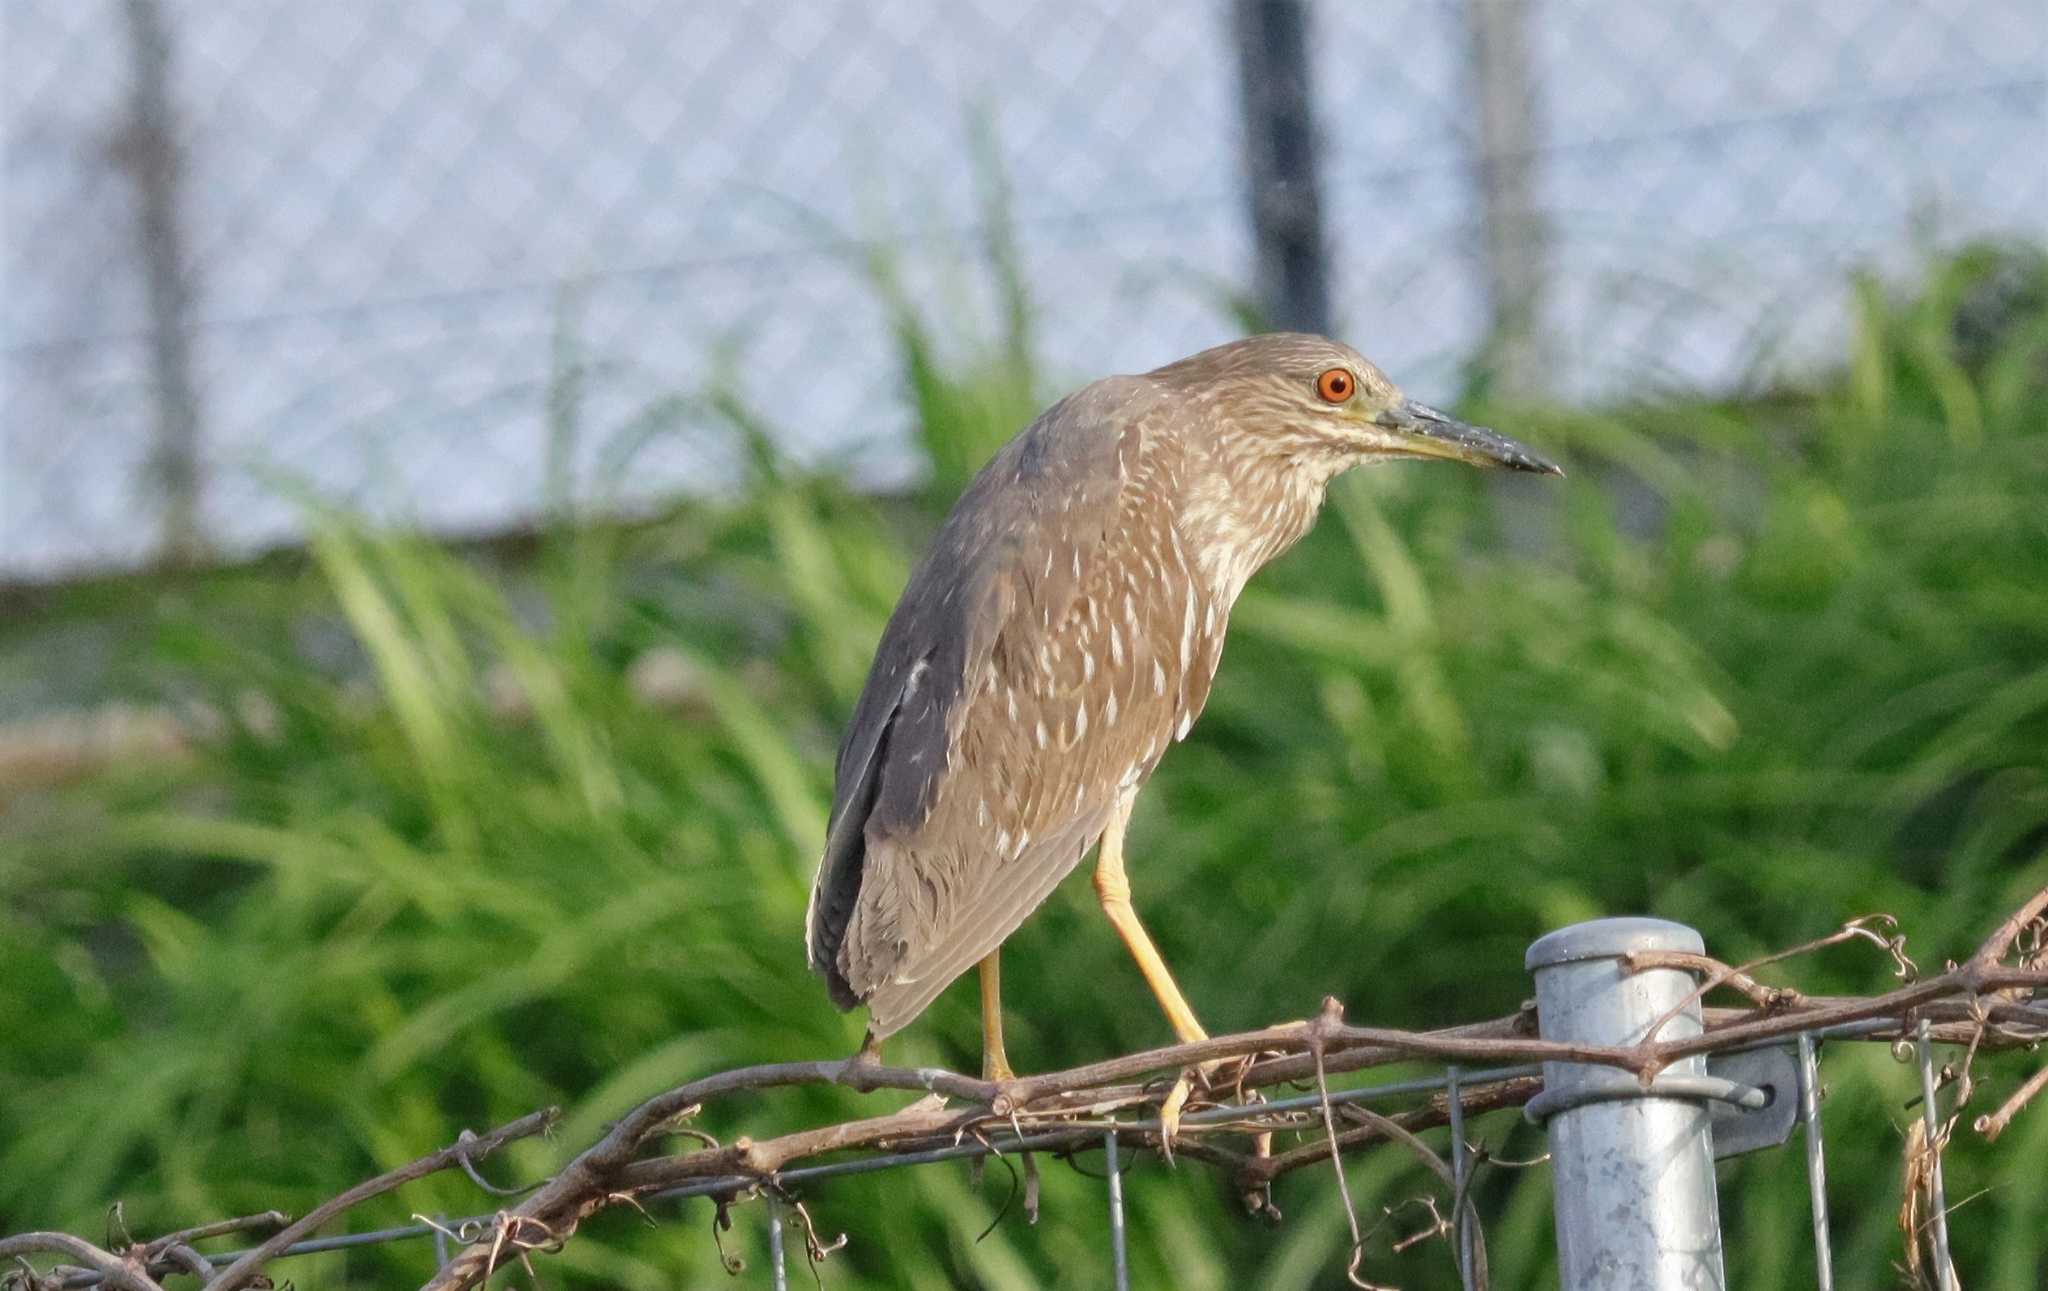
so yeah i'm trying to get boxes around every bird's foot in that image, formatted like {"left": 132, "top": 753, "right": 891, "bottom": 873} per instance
{"left": 1158, "top": 1069, "right": 1196, "bottom": 1162}
{"left": 1156, "top": 1057, "right": 1228, "bottom": 1164}
{"left": 969, "top": 1049, "right": 1022, "bottom": 1191}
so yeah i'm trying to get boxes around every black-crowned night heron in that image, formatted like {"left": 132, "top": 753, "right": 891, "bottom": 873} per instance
{"left": 806, "top": 332, "right": 1559, "bottom": 1090}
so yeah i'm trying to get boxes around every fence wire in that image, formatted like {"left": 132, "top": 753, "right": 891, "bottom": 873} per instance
{"left": 2, "top": 0, "right": 2045, "bottom": 582}
{"left": 8, "top": 881, "right": 2047, "bottom": 1288}
{"left": 28, "top": 1015, "right": 2016, "bottom": 1291}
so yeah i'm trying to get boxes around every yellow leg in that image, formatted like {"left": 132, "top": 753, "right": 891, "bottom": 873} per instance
{"left": 979, "top": 951, "right": 1015, "bottom": 1081}
{"left": 1093, "top": 795, "right": 1213, "bottom": 1157}
{"left": 1093, "top": 796, "right": 1209, "bottom": 1045}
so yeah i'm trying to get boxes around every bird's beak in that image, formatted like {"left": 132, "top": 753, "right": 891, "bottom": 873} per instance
{"left": 1374, "top": 399, "right": 1563, "bottom": 476}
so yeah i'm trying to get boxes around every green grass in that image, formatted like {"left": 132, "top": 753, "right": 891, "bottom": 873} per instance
{"left": 3, "top": 242, "right": 2047, "bottom": 1288}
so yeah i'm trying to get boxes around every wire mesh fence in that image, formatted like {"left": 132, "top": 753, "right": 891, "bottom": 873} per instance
{"left": 6, "top": 895, "right": 2044, "bottom": 1291}
{"left": 2, "top": 0, "right": 2044, "bottom": 582}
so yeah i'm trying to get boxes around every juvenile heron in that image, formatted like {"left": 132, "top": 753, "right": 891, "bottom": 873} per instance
{"left": 806, "top": 333, "right": 1559, "bottom": 1083}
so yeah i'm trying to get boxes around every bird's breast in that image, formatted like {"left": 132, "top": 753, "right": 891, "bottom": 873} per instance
{"left": 934, "top": 500, "right": 1217, "bottom": 848}
{"left": 1177, "top": 453, "right": 1331, "bottom": 615}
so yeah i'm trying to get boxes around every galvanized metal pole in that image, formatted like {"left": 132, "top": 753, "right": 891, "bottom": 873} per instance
{"left": 1527, "top": 918, "right": 1726, "bottom": 1291}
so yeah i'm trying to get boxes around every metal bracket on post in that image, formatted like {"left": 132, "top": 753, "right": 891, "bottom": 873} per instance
{"left": 1705, "top": 1044, "right": 1800, "bottom": 1158}
{"left": 1527, "top": 917, "right": 1727, "bottom": 1291}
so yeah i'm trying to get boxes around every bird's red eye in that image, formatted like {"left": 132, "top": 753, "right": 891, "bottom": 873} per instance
{"left": 1316, "top": 368, "right": 1355, "bottom": 403}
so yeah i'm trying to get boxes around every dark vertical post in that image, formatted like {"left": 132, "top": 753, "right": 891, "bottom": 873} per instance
{"left": 118, "top": 0, "right": 206, "bottom": 566}
{"left": 1232, "top": 0, "right": 1329, "bottom": 335}
{"left": 1463, "top": 0, "right": 1548, "bottom": 396}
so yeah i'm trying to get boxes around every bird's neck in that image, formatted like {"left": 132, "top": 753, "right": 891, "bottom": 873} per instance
{"left": 1175, "top": 443, "right": 1342, "bottom": 612}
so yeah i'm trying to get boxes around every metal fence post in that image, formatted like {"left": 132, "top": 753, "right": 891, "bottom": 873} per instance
{"left": 1231, "top": 0, "right": 1329, "bottom": 335}
{"left": 118, "top": 0, "right": 208, "bottom": 568}
{"left": 1461, "top": 0, "right": 1550, "bottom": 398}
{"left": 1527, "top": 917, "right": 1725, "bottom": 1290}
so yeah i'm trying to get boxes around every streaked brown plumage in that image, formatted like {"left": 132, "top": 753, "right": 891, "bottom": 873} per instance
{"left": 806, "top": 332, "right": 1558, "bottom": 1069}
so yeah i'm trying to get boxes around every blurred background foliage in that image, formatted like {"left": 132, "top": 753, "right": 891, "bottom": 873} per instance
{"left": 3, "top": 239, "right": 2048, "bottom": 1289}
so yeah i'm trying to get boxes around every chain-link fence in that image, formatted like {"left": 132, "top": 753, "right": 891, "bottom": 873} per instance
{"left": 3, "top": 0, "right": 2044, "bottom": 583}
{"left": 12, "top": 898, "right": 2048, "bottom": 1290}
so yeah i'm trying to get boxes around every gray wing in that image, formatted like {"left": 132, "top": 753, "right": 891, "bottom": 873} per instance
{"left": 801, "top": 471, "right": 1019, "bottom": 1008}
{"left": 805, "top": 375, "right": 1192, "bottom": 1033}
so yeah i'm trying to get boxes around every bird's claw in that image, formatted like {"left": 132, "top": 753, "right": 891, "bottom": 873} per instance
{"left": 1159, "top": 1069, "right": 1195, "bottom": 1163}
{"left": 1157, "top": 1057, "right": 1227, "bottom": 1164}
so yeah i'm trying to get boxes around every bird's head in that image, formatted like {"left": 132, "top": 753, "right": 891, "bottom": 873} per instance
{"left": 1153, "top": 332, "right": 1563, "bottom": 477}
